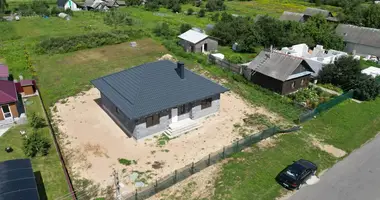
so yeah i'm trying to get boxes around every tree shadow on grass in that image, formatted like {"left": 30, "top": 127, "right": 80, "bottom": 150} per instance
{"left": 34, "top": 171, "right": 47, "bottom": 200}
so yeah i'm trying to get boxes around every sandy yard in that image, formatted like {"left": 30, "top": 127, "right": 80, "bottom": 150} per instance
{"left": 52, "top": 87, "right": 280, "bottom": 195}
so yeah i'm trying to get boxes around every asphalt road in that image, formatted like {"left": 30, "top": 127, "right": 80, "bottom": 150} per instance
{"left": 288, "top": 134, "right": 380, "bottom": 200}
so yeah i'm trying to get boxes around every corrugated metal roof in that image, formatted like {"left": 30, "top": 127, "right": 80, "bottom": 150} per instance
{"left": 92, "top": 60, "right": 229, "bottom": 119}
{"left": 0, "top": 80, "right": 18, "bottom": 104}
{"left": 304, "top": 7, "right": 332, "bottom": 17}
{"left": 0, "top": 65, "right": 9, "bottom": 78}
{"left": 178, "top": 29, "right": 209, "bottom": 44}
{"left": 247, "top": 51, "right": 314, "bottom": 81}
{"left": 279, "top": 11, "right": 304, "bottom": 22}
{"left": 336, "top": 24, "right": 380, "bottom": 48}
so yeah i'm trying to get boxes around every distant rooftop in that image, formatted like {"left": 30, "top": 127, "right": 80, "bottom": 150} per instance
{"left": 0, "top": 64, "right": 9, "bottom": 78}
{"left": 178, "top": 29, "right": 209, "bottom": 44}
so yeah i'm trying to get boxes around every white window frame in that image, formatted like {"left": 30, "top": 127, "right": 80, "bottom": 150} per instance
{"left": 1, "top": 104, "right": 12, "bottom": 119}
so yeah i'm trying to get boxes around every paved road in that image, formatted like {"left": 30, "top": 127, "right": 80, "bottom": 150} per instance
{"left": 288, "top": 133, "right": 380, "bottom": 200}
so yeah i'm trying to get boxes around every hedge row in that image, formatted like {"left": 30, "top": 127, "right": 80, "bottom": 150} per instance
{"left": 36, "top": 29, "right": 146, "bottom": 54}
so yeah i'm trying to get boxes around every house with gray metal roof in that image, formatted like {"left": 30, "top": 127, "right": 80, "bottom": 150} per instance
{"left": 178, "top": 29, "right": 218, "bottom": 53}
{"left": 279, "top": 7, "right": 338, "bottom": 23}
{"left": 92, "top": 60, "right": 229, "bottom": 139}
{"left": 244, "top": 51, "right": 314, "bottom": 95}
{"left": 336, "top": 24, "right": 380, "bottom": 57}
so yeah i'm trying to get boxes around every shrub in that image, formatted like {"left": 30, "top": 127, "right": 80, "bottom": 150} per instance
{"left": 206, "top": 0, "right": 225, "bottom": 11}
{"left": 194, "top": 0, "right": 201, "bottom": 7}
{"left": 180, "top": 23, "right": 192, "bottom": 33}
{"left": 198, "top": 8, "right": 205, "bottom": 17}
{"left": 29, "top": 112, "right": 45, "bottom": 129}
{"left": 171, "top": 3, "right": 181, "bottom": 13}
{"left": 50, "top": 6, "right": 63, "bottom": 16}
{"left": 144, "top": 1, "right": 159, "bottom": 11}
{"left": 118, "top": 158, "right": 137, "bottom": 166}
{"left": 36, "top": 29, "right": 145, "bottom": 54}
{"left": 187, "top": 8, "right": 194, "bottom": 15}
{"left": 226, "top": 54, "right": 243, "bottom": 64}
{"left": 104, "top": 10, "right": 133, "bottom": 27}
{"left": 22, "top": 131, "right": 51, "bottom": 157}
{"left": 211, "top": 12, "right": 220, "bottom": 22}
{"left": 153, "top": 22, "right": 174, "bottom": 39}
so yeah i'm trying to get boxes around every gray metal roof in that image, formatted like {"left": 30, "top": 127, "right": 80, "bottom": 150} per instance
{"left": 336, "top": 24, "right": 380, "bottom": 48}
{"left": 279, "top": 11, "right": 304, "bottom": 22}
{"left": 178, "top": 29, "right": 209, "bottom": 44}
{"left": 304, "top": 7, "right": 332, "bottom": 17}
{"left": 247, "top": 51, "right": 314, "bottom": 81}
{"left": 92, "top": 60, "right": 229, "bottom": 119}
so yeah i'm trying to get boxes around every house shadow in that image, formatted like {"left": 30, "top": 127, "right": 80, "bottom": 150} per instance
{"left": 34, "top": 171, "right": 47, "bottom": 200}
{"left": 93, "top": 98, "right": 133, "bottom": 138}
{"left": 17, "top": 93, "right": 25, "bottom": 115}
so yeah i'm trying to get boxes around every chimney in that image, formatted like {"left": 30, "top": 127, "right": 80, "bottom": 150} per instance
{"left": 177, "top": 62, "right": 185, "bottom": 79}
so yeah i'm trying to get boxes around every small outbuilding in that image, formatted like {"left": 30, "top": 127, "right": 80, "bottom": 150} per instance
{"left": 362, "top": 66, "right": 380, "bottom": 78}
{"left": 57, "top": 0, "right": 81, "bottom": 11}
{"left": 178, "top": 29, "right": 218, "bottom": 53}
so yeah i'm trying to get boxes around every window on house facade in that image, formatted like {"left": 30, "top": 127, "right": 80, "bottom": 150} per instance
{"left": 178, "top": 104, "right": 187, "bottom": 115}
{"left": 201, "top": 98, "right": 212, "bottom": 110}
{"left": 291, "top": 82, "right": 296, "bottom": 89}
{"left": 146, "top": 114, "right": 160, "bottom": 128}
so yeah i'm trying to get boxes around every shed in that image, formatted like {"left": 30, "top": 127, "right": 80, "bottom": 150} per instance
{"left": 362, "top": 66, "right": 380, "bottom": 78}
{"left": 279, "top": 11, "right": 304, "bottom": 22}
{"left": 20, "top": 80, "right": 36, "bottom": 95}
{"left": 178, "top": 29, "right": 218, "bottom": 53}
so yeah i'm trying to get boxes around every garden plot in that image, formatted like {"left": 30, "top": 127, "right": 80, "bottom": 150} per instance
{"left": 52, "top": 88, "right": 282, "bottom": 194}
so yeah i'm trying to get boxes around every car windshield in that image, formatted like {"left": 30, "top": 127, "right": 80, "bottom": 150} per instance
{"left": 284, "top": 164, "right": 304, "bottom": 180}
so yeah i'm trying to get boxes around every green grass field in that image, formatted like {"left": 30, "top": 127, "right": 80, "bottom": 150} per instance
{"left": 0, "top": 96, "right": 69, "bottom": 200}
{"left": 213, "top": 97, "right": 380, "bottom": 200}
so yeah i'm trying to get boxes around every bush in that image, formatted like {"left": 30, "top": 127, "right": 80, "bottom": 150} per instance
{"left": 104, "top": 10, "right": 133, "bottom": 27}
{"left": 171, "top": 3, "right": 181, "bottom": 13}
{"left": 50, "top": 6, "right": 63, "bottom": 16}
{"left": 211, "top": 12, "right": 220, "bottom": 22}
{"left": 22, "top": 131, "right": 51, "bottom": 157}
{"left": 198, "top": 8, "right": 205, "bottom": 17}
{"left": 226, "top": 54, "right": 243, "bottom": 64}
{"left": 206, "top": 0, "right": 225, "bottom": 11}
{"left": 180, "top": 23, "right": 192, "bottom": 34}
{"left": 153, "top": 22, "right": 174, "bottom": 39}
{"left": 145, "top": 1, "right": 159, "bottom": 11}
{"left": 187, "top": 8, "right": 194, "bottom": 15}
{"left": 118, "top": 158, "right": 137, "bottom": 166}
{"left": 194, "top": 0, "right": 201, "bottom": 7}
{"left": 36, "top": 29, "right": 145, "bottom": 54}
{"left": 29, "top": 112, "right": 45, "bottom": 129}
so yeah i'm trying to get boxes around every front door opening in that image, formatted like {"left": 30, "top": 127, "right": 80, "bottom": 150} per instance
{"left": 203, "top": 43, "right": 208, "bottom": 52}
{"left": 2, "top": 105, "right": 12, "bottom": 119}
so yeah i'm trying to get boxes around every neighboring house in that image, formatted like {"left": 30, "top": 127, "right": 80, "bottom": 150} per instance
{"left": 57, "top": 0, "right": 81, "bottom": 11}
{"left": 279, "top": 7, "right": 338, "bottom": 23}
{"left": 0, "top": 65, "right": 9, "bottom": 81}
{"left": 279, "top": 43, "right": 348, "bottom": 77}
{"left": 279, "top": 11, "right": 305, "bottom": 22}
{"left": 244, "top": 51, "right": 314, "bottom": 95}
{"left": 92, "top": 60, "right": 229, "bottom": 139}
{"left": 83, "top": 0, "right": 124, "bottom": 10}
{"left": 336, "top": 24, "right": 380, "bottom": 58}
{"left": 0, "top": 159, "right": 39, "bottom": 200}
{"left": 0, "top": 80, "right": 21, "bottom": 121}
{"left": 362, "top": 66, "right": 380, "bottom": 78}
{"left": 178, "top": 29, "right": 218, "bottom": 53}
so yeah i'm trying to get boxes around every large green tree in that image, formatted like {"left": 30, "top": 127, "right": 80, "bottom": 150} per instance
{"left": 0, "top": 0, "right": 8, "bottom": 13}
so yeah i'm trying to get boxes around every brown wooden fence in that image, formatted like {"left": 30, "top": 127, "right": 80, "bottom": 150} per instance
{"left": 208, "top": 54, "right": 243, "bottom": 74}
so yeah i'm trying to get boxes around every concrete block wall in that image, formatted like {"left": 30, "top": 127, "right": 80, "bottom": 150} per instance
{"left": 191, "top": 94, "right": 220, "bottom": 120}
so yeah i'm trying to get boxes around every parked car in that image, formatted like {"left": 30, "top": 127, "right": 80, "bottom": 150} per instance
{"left": 275, "top": 159, "right": 317, "bottom": 190}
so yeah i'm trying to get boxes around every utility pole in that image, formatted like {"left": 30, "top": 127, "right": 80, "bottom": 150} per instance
{"left": 113, "top": 169, "right": 121, "bottom": 200}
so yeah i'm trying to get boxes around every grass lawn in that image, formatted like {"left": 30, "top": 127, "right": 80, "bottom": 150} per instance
{"left": 0, "top": 96, "right": 69, "bottom": 200}
{"left": 213, "top": 97, "right": 380, "bottom": 200}
{"left": 34, "top": 38, "right": 168, "bottom": 106}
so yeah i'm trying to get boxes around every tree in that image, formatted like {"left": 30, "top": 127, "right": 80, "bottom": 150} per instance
{"left": 153, "top": 22, "right": 174, "bottom": 39}
{"left": 318, "top": 56, "right": 362, "bottom": 87}
{"left": 206, "top": 0, "right": 225, "bottom": 11}
{"left": 187, "top": 8, "right": 194, "bottom": 15}
{"left": 351, "top": 74, "right": 380, "bottom": 100}
{"left": 194, "top": 0, "right": 201, "bottom": 7}
{"left": 198, "top": 8, "right": 205, "bottom": 17}
{"left": 145, "top": 1, "right": 159, "bottom": 11}
{"left": 171, "top": 3, "right": 181, "bottom": 13}
{"left": 29, "top": 112, "right": 45, "bottom": 129}
{"left": 125, "top": 0, "right": 141, "bottom": 6}
{"left": 0, "top": 0, "right": 8, "bottom": 13}
{"left": 364, "top": 4, "right": 380, "bottom": 29}
{"left": 211, "top": 12, "right": 220, "bottom": 22}
{"left": 180, "top": 23, "right": 192, "bottom": 33}
{"left": 22, "top": 131, "right": 51, "bottom": 157}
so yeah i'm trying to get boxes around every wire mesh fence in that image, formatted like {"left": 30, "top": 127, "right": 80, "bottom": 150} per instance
{"left": 124, "top": 126, "right": 298, "bottom": 200}
{"left": 298, "top": 89, "right": 354, "bottom": 123}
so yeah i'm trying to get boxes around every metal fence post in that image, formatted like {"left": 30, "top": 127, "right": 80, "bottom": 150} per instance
{"left": 236, "top": 141, "right": 239, "bottom": 152}
{"left": 191, "top": 162, "right": 194, "bottom": 174}
{"left": 207, "top": 154, "right": 211, "bottom": 166}
{"left": 222, "top": 147, "right": 225, "bottom": 159}
{"left": 154, "top": 180, "right": 158, "bottom": 193}
{"left": 174, "top": 170, "right": 177, "bottom": 183}
{"left": 135, "top": 189, "right": 138, "bottom": 200}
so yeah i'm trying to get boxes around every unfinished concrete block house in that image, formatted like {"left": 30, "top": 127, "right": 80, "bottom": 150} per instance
{"left": 92, "top": 60, "right": 228, "bottom": 139}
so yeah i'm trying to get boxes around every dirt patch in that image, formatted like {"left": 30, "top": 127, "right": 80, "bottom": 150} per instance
{"left": 312, "top": 138, "right": 346, "bottom": 158}
{"left": 256, "top": 136, "right": 278, "bottom": 149}
{"left": 52, "top": 88, "right": 281, "bottom": 195}
{"left": 148, "top": 163, "right": 223, "bottom": 200}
